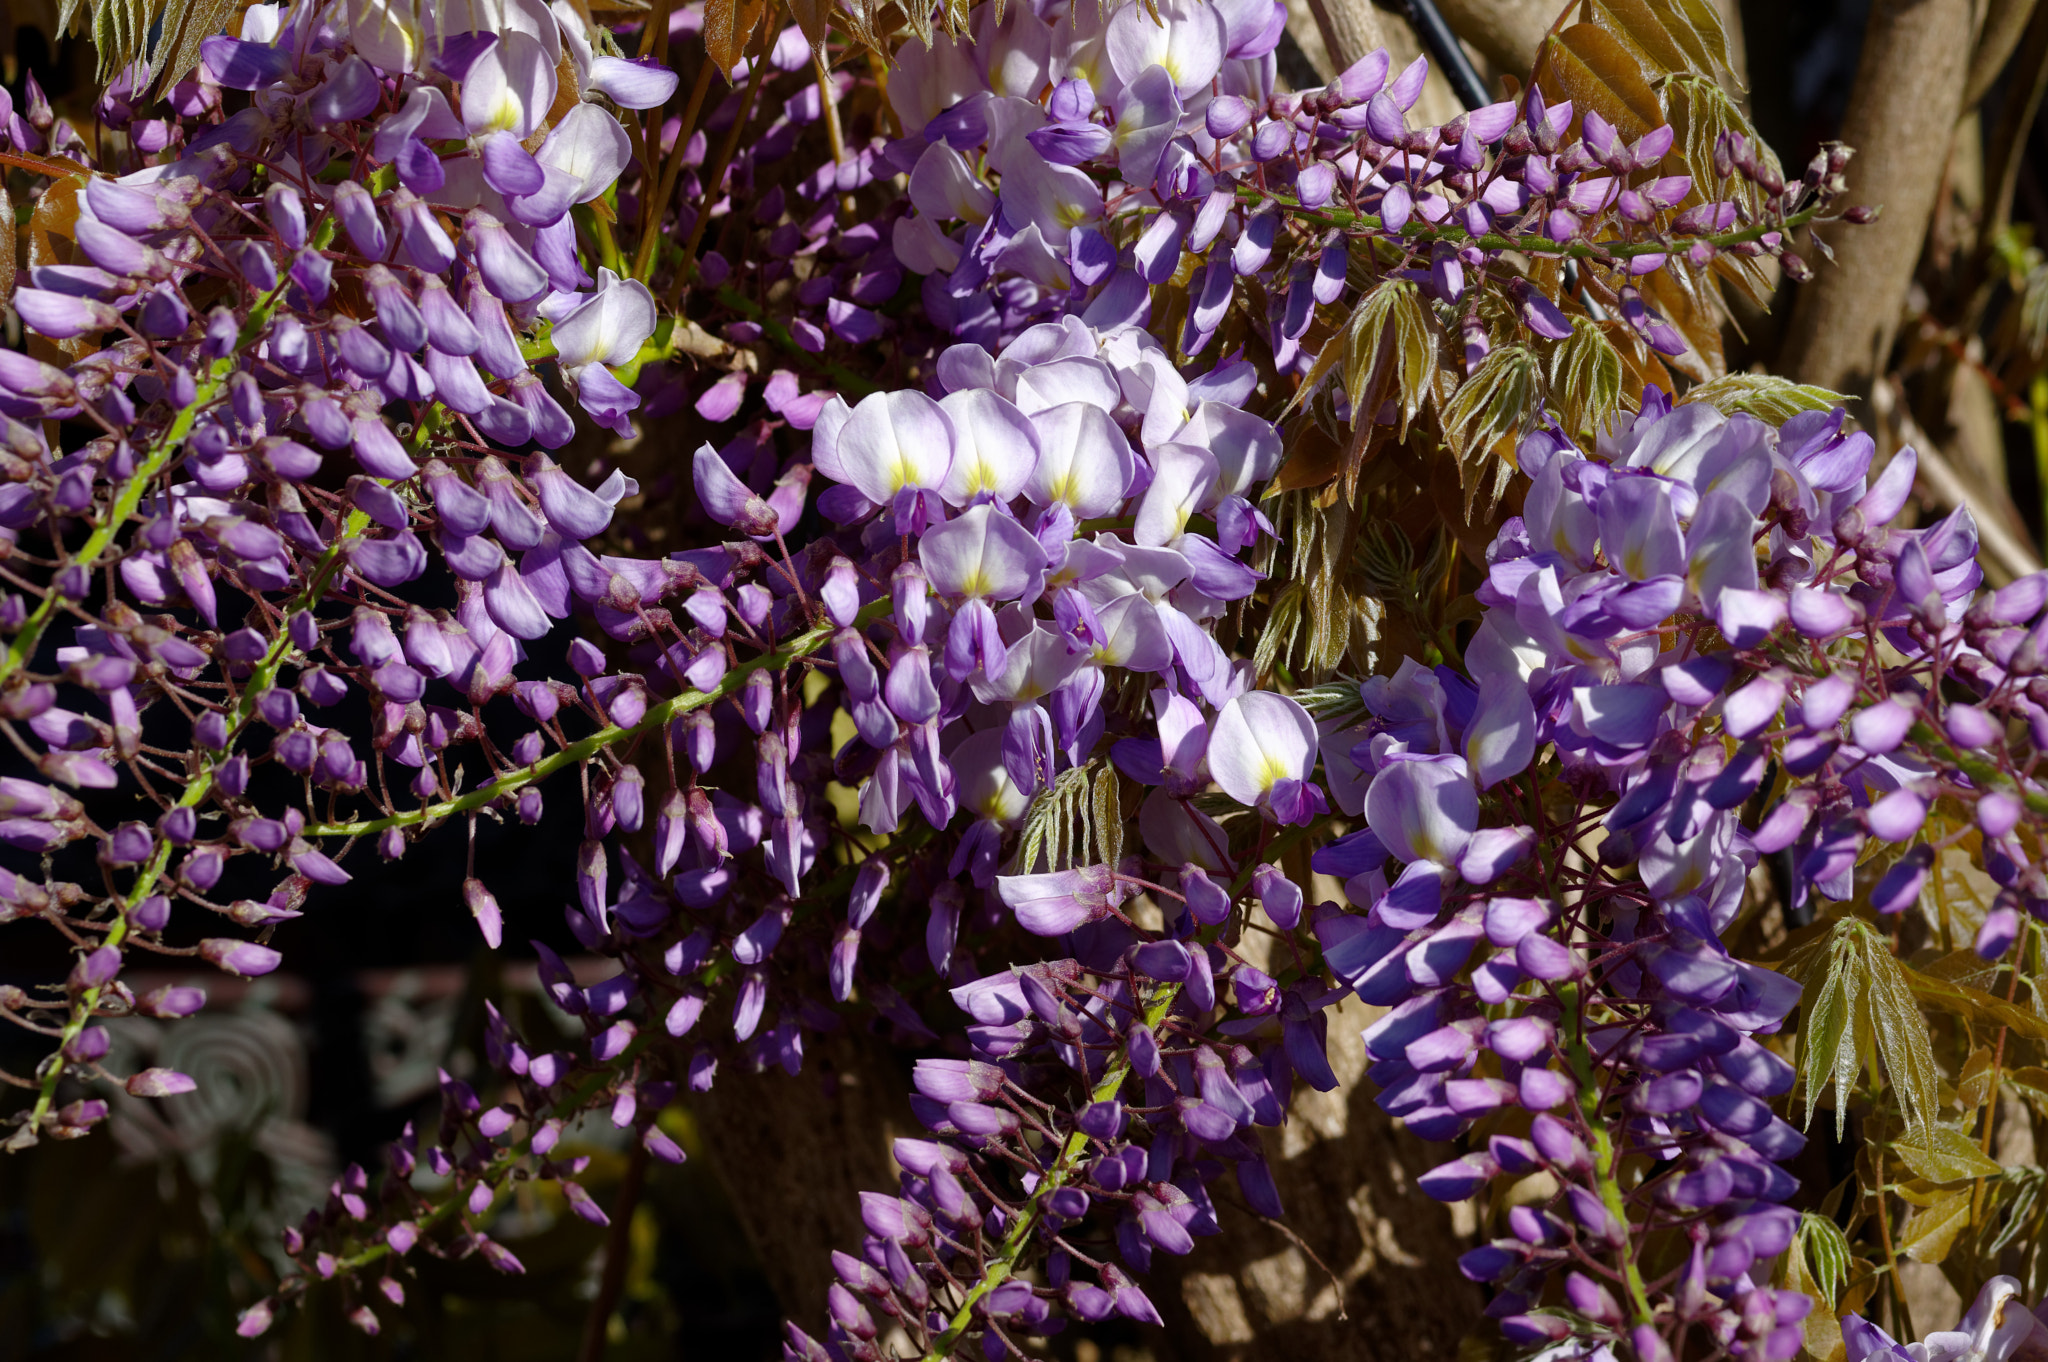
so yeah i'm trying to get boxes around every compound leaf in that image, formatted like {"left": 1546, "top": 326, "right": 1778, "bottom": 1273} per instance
{"left": 1538, "top": 23, "right": 1664, "bottom": 145}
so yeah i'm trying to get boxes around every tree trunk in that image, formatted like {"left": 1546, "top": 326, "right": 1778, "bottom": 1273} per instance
{"left": 689, "top": 1023, "right": 918, "bottom": 1339}
{"left": 1780, "top": 0, "right": 1986, "bottom": 398}
{"left": 1433, "top": 0, "right": 1555, "bottom": 80}
{"left": 1303, "top": 0, "right": 1388, "bottom": 75}
{"left": 1144, "top": 997, "right": 1483, "bottom": 1361}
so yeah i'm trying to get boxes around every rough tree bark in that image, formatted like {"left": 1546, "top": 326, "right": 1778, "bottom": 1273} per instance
{"left": 1780, "top": 0, "right": 1987, "bottom": 397}
{"left": 1303, "top": 0, "right": 1388, "bottom": 76}
{"left": 691, "top": 1024, "right": 919, "bottom": 1339}
{"left": 1141, "top": 998, "right": 1483, "bottom": 1361}
{"left": 1433, "top": 0, "right": 1555, "bottom": 79}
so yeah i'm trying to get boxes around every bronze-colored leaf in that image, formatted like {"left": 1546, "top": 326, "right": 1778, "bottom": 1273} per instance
{"left": 1583, "top": 0, "right": 1694, "bottom": 78}
{"left": 1609, "top": 321, "right": 1676, "bottom": 404}
{"left": 1637, "top": 264, "right": 1724, "bottom": 381}
{"left": 1537, "top": 24, "right": 1664, "bottom": 145}
{"left": 1892, "top": 1124, "right": 2003, "bottom": 1185}
{"left": 788, "top": 0, "right": 832, "bottom": 53}
{"left": 705, "top": 0, "right": 769, "bottom": 76}
{"left": 1283, "top": 329, "right": 1348, "bottom": 421}
{"left": 1269, "top": 404, "right": 1349, "bottom": 493}
{"left": 26, "top": 170, "right": 106, "bottom": 361}
{"left": 543, "top": 46, "right": 584, "bottom": 132}
{"left": 1898, "top": 1187, "right": 1974, "bottom": 1264}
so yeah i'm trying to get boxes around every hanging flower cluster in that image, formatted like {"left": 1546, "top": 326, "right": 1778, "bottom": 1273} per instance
{"left": 878, "top": 0, "right": 1852, "bottom": 387}
{"left": 765, "top": 385, "right": 1988, "bottom": 1362}
{"left": 0, "top": 0, "right": 672, "bottom": 1151}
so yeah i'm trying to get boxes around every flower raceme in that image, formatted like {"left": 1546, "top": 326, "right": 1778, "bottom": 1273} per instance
{"left": 780, "top": 386, "right": 2012, "bottom": 1362}
{"left": 871, "top": 6, "right": 1845, "bottom": 387}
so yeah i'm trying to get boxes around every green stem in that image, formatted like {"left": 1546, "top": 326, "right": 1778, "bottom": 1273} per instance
{"left": 919, "top": 983, "right": 1180, "bottom": 1361}
{"left": 19, "top": 213, "right": 350, "bottom": 1137}
{"left": 1558, "top": 982, "right": 1655, "bottom": 1330}
{"left": 918, "top": 824, "right": 1312, "bottom": 1359}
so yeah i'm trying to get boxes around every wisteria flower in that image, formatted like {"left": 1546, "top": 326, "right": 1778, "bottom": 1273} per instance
{"left": 1207, "top": 692, "right": 1325, "bottom": 825}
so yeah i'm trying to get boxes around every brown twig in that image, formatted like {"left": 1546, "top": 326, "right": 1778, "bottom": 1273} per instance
{"left": 631, "top": 59, "right": 719, "bottom": 283}
{"left": 674, "top": 28, "right": 775, "bottom": 300}
{"left": 576, "top": 1139, "right": 653, "bottom": 1362}
{"left": 1780, "top": 0, "right": 1981, "bottom": 396}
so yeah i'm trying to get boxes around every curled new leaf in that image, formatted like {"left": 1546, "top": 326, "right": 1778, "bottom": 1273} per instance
{"left": 1548, "top": 316, "right": 1628, "bottom": 441}
{"left": 1441, "top": 345, "right": 1540, "bottom": 516}
{"left": 1678, "top": 374, "right": 1853, "bottom": 426}
{"left": 1793, "top": 1212, "right": 1851, "bottom": 1311}
{"left": 1330, "top": 279, "right": 1430, "bottom": 432}
{"left": 1014, "top": 763, "right": 1102, "bottom": 875}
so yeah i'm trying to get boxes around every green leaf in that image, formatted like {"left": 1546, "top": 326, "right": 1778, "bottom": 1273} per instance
{"left": 1794, "top": 1212, "right": 1852, "bottom": 1310}
{"left": 1335, "top": 279, "right": 1434, "bottom": 439}
{"left": 1866, "top": 926, "right": 1944, "bottom": 1149}
{"left": 1679, "top": 373, "right": 1851, "bottom": 425}
{"left": 1547, "top": 317, "right": 1627, "bottom": 442}
{"left": 1892, "top": 1124, "right": 2003, "bottom": 1185}
{"left": 1785, "top": 917, "right": 1941, "bottom": 1145}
